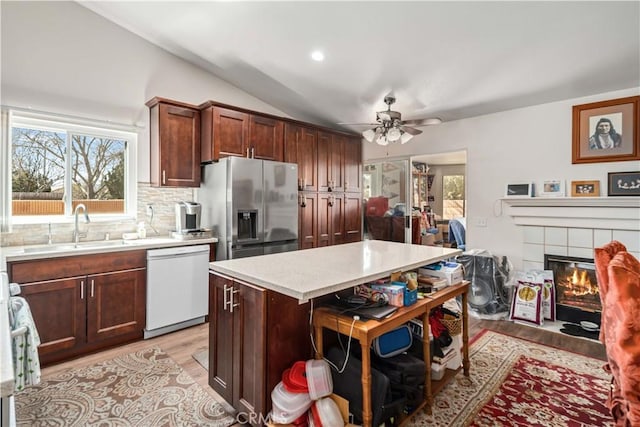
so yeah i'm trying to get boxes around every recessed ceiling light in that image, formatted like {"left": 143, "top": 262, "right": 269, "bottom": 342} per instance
{"left": 311, "top": 51, "right": 324, "bottom": 62}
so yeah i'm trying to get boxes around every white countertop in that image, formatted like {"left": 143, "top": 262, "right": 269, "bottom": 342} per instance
{"left": 209, "top": 240, "right": 461, "bottom": 301}
{"left": 0, "top": 237, "right": 218, "bottom": 271}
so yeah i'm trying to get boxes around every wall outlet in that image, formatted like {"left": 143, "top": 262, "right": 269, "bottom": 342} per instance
{"left": 146, "top": 204, "right": 154, "bottom": 216}
{"left": 475, "top": 217, "right": 487, "bottom": 227}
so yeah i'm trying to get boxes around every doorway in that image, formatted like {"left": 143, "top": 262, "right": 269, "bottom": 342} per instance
{"left": 410, "top": 150, "right": 467, "bottom": 248}
{"left": 363, "top": 159, "right": 412, "bottom": 243}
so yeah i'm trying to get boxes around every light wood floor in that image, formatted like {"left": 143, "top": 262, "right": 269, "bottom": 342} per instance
{"left": 42, "top": 317, "right": 606, "bottom": 390}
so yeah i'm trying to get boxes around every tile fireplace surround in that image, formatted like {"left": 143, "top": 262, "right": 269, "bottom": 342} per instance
{"left": 502, "top": 197, "right": 640, "bottom": 270}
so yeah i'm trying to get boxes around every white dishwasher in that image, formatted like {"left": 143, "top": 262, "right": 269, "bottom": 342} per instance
{"left": 144, "top": 245, "right": 210, "bottom": 339}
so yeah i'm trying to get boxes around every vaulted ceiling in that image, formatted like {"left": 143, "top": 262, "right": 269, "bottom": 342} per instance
{"left": 80, "top": 1, "right": 639, "bottom": 135}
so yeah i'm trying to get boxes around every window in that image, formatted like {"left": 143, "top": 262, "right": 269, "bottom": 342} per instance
{"left": 442, "top": 174, "right": 465, "bottom": 219}
{"left": 4, "top": 111, "right": 137, "bottom": 224}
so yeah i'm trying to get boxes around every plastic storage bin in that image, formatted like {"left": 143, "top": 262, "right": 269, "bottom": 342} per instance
{"left": 311, "top": 397, "right": 344, "bottom": 427}
{"left": 306, "top": 359, "right": 333, "bottom": 400}
{"left": 271, "top": 381, "right": 313, "bottom": 424}
{"left": 431, "top": 362, "right": 446, "bottom": 381}
{"left": 372, "top": 324, "right": 413, "bottom": 358}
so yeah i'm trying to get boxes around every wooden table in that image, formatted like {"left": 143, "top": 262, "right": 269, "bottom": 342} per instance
{"left": 312, "top": 282, "right": 470, "bottom": 427}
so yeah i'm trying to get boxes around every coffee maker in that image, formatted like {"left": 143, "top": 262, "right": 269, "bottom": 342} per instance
{"left": 175, "top": 201, "right": 202, "bottom": 233}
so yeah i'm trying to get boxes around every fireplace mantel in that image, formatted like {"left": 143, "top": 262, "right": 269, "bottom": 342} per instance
{"left": 501, "top": 197, "right": 640, "bottom": 230}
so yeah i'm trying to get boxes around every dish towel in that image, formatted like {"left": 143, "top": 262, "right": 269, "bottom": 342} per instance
{"left": 9, "top": 296, "right": 41, "bottom": 391}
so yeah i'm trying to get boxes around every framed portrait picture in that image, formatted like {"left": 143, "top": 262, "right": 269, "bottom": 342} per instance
{"left": 539, "top": 179, "right": 565, "bottom": 197}
{"left": 608, "top": 171, "right": 640, "bottom": 196}
{"left": 505, "top": 182, "right": 534, "bottom": 198}
{"left": 570, "top": 180, "right": 600, "bottom": 197}
{"left": 572, "top": 96, "right": 640, "bottom": 164}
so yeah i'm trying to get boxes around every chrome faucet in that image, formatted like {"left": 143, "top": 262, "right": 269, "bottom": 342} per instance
{"left": 73, "top": 204, "right": 90, "bottom": 246}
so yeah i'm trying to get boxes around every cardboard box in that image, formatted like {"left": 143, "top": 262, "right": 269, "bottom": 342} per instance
{"left": 421, "top": 230, "right": 443, "bottom": 246}
{"left": 371, "top": 283, "right": 405, "bottom": 307}
{"left": 418, "top": 263, "right": 464, "bottom": 286}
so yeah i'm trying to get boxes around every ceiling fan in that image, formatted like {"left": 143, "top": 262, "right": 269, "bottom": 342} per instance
{"left": 341, "top": 96, "right": 442, "bottom": 146}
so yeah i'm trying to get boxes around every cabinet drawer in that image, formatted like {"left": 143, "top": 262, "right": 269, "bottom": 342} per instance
{"left": 9, "top": 250, "right": 146, "bottom": 283}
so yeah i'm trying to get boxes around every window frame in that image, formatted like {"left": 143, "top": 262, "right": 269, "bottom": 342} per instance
{"left": 4, "top": 110, "right": 138, "bottom": 226}
{"left": 442, "top": 173, "right": 466, "bottom": 220}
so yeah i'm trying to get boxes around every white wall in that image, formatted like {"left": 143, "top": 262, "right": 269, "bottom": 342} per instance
{"left": 365, "top": 87, "right": 640, "bottom": 267}
{"left": 0, "top": 1, "right": 289, "bottom": 182}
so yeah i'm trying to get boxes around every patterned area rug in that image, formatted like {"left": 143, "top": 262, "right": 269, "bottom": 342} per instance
{"left": 408, "top": 330, "right": 612, "bottom": 427}
{"left": 15, "top": 347, "right": 236, "bottom": 427}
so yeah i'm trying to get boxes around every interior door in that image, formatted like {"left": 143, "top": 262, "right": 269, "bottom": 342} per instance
{"left": 363, "top": 159, "right": 410, "bottom": 243}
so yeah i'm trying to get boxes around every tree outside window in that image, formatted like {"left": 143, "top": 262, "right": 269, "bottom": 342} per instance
{"left": 443, "top": 175, "right": 465, "bottom": 219}
{"left": 11, "top": 123, "right": 128, "bottom": 216}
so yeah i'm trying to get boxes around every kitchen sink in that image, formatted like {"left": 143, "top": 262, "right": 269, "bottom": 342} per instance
{"left": 22, "top": 240, "right": 126, "bottom": 254}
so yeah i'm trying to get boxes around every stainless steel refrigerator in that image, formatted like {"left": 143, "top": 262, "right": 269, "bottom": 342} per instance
{"left": 197, "top": 157, "right": 299, "bottom": 260}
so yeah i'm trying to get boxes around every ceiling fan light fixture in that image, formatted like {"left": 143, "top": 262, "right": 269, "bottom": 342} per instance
{"left": 362, "top": 128, "right": 376, "bottom": 142}
{"left": 387, "top": 127, "right": 402, "bottom": 142}
{"left": 400, "top": 132, "right": 413, "bottom": 144}
{"left": 376, "top": 134, "right": 389, "bottom": 146}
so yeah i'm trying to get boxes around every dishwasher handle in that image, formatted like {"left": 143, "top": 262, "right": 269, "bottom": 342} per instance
{"left": 147, "top": 245, "right": 210, "bottom": 261}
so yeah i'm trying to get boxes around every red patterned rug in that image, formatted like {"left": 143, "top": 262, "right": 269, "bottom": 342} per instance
{"left": 408, "top": 330, "right": 612, "bottom": 427}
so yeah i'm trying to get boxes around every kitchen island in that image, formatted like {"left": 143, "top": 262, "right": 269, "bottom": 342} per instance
{"left": 208, "top": 240, "right": 461, "bottom": 425}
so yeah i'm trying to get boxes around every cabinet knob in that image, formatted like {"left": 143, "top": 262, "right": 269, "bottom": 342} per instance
{"left": 162, "top": 170, "right": 166, "bottom": 185}
{"left": 90, "top": 280, "right": 95, "bottom": 298}
{"left": 80, "top": 280, "right": 84, "bottom": 299}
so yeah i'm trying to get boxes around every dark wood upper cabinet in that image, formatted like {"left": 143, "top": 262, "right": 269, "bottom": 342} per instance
{"left": 318, "top": 131, "right": 346, "bottom": 192}
{"left": 147, "top": 97, "right": 201, "bottom": 188}
{"left": 249, "top": 115, "right": 284, "bottom": 161}
{"left": 201, "top": 105, "right": 284, "bottom": 162}
{"left": 201, "top": 106, "right": 249, "bottom": 162}
{"left": 285, "top": 123, "right": 317, "bottom": 191}
{"left": 344, "top": 137, "right": 363, "bottom": 193}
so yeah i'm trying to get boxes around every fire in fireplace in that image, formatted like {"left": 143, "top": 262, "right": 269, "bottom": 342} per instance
{"left": 544, "top": 255, "right": 601, "bottom": 325}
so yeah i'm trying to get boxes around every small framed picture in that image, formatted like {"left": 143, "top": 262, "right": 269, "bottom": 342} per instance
{"left": 572, "top": 96, "right": 640, "bottom": 164}
{"left": 608, "top": 171, "right": 640, "bottom": 196}
{"left": 539, "top": 180, "right": 565, "bottom": 197}
{"left": 570, "top": 180, "right": 600, "bottom": 197}
{"left": 505, "top": 182, "right": 534, "bottom": 198}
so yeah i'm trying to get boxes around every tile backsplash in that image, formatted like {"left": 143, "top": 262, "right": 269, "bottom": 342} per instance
{"left": 522, "top": 225, "right": 640, "bottom": 271}
{"left": 1, "top": 183, "right": 194, "bottom": 247}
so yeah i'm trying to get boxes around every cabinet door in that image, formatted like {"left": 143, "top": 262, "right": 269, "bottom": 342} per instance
{"left": 250, "top": 115, "right": 284, "bottom": 161}
{"left": 299, "top": 192, "right": 317, "bottom": 250}
{"left": 344, "top": 137, "right": 362, "bottom": 193}
{"left": 233, "top": 280, "right": 267, "bottom": 418}
{"left": 210, "top": 274, "right": 234, "bottom": 404}
{"left": 20, "top": 277, "right": 86, "bottom": 359}
{"left": 317, "top": 193, "right": 331, "bottom": 247}
{"left": 157, "top": 103, "right": 201, "bottom": 187}
{"left": 86, "top": 268, "right": 146, "bottom": 343}
{"left": 344, "top": 193, "right": 362, "bottom": 243}
{"left": 214, "top": 107, "right": 250, "bottom": 159}
{"left": 317, "top": 131, "right": 331, "bottom": 192}
{"left": 330, "top": 134, "right": 345, "bottom": 192}
{"left": 285, "top": 124, "right": 317, "bottom": 191}
{"left": 330, "top": 194, "right": 345, "bottom": 246}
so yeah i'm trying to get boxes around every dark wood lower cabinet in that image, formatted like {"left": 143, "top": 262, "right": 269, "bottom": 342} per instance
{"left": 209, "top": 273, "right": 310, "bottom": 425}
{"left": 8, "top": 251, "right": 147, "bottom": 365}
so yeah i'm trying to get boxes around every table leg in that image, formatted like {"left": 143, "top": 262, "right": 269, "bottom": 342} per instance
{"left": 313, "top": 323, "right": 324, "bottom": 359}
{"left": 422, "top": 310, "right": 433, "bottom": 414}
{"left": 462, "top": 290, "right": 470, "bottom": 376}
{"left": 360, "top": 339, "right": 372, "bottom": 427}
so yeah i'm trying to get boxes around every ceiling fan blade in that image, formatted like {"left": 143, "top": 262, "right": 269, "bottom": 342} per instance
{"left": 377, "top": 112, "right": 392, "bottom": 122}
{"left": 402, "top": 117, "right": 443, "bottom": 126}
{"left": 337, "top": 122, "right": 379, "bottom": 126}
{"left": 399, "top": 125, "right": 423, "bottom": 136}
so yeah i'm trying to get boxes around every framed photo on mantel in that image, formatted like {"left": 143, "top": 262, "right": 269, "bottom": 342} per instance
{"left": 572, "top": 96, "right": 640, "bottom": 164}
